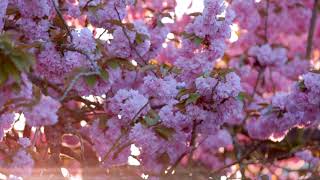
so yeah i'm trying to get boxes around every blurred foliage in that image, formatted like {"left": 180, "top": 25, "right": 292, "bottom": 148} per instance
{"left": 0, "top": 34, "right": 35, "bottom": 85}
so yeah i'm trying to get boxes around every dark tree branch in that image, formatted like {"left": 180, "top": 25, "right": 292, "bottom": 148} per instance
{"left": 51, "top": 0, "right": 73, "bottom": 41}
{"left": 306, "top": 0, "right": 319, "bottom": 59}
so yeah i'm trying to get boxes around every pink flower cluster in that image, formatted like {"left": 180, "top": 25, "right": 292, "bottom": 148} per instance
{"left": 24, "top": 95, "right": 61, "bottom": 127}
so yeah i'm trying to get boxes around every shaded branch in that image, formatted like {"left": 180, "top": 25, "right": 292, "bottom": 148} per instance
{"left": 306, "top": 0, "right": 319, "bottom": 59}
{"left": 51, "top": 0, "right": 73, "bottom": 41}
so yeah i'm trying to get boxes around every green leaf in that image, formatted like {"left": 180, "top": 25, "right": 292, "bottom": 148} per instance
{"left": 0, "top": 66, "right": 8, "bottom": 85}
{"left": 88, "top": 4, "right": 104, "bottom": 12}
{"left": 0, "top": 34, "right": 35, "bottom": 87}
{"left": 160, "top": 63, "right": 170, "bottom": 76}
{"left": 106, "top": 59, "right": 120, "bottom": 69}
{"left": 135, "top": 33, "right": 149, "bottom": 45}
{"left": 84, "top": 75, "right": 97, "bottom": 87}
{"left": 181, "top": 32, "right": 194, "bottom": 39}
{"left": 193, "top": 36, "right": 204, "bottom": 46}
{"left": 140, "top": 64, "right": 157, "bottom": 72}
{"left": 237, "top": 92, "right": 252, "bottom": 102}
{"left": 121, "top": 60, "right": 136, "bottom": 71}
{"left": 171, "top": 66, "right": 182, "bottom": 74}
{"left": 144, "top": 116, "right": 158, "bottom": 126}
{"left": 144, "top": 109, "right": 160, "bottom": 126}
{"left": 107, "top": 19, "right": 123, "bottom": 27}
{"left": 175, "top": 101, "right": 186, "bottom": 112}
{"left": 211, "top": 68, "right": 235, "bottom": 80}
{"left": 99, "top": 69, "right": 109, "bottom": 81}
{"left": 177, "top": 88, "right": 192, "bottom": 99}
{"left": 154, "top": 125, "right": 175, "bottom": 141}
{"left": 3, "top": 61, "right": 20, "bottom": 83}
{"left": 298, "top": 80, "right": 307, "bottom": 92}
{"left": 185, "top": 93, "right": 201, "bottom": 105}
{"left": 10, "top": 50, "right": 34, "bottom": 73}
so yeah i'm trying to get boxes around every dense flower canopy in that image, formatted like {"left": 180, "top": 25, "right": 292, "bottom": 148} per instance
{"left": 0, "top": 0, "right": 320, "bottom": 179}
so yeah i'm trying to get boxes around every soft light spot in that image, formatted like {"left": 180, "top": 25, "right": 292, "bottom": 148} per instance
{"left": 141, "top": 173, "right": 149, "bottom": 179}
{"left": 130, "top": 144, "right": 141, "bottom": 156}
{"left": 220, "top": 176, "right": 227, "bottom": 180}
{"left": 95, "top": 28, "right": 113, "bottom": 42}
{"left": 31, "top": 127, "right": 37, "bottom": 133}
{"left": 161, "top": 17, "right": 174, "bottom": 24}
{"left": 313, "top": 61, "right": 320, "bottom": 70}
{"left": 61, "top": 168, "right": 69, "bottom": 177}
{"left": 0, "top": 173, "right": 7, "bottom": 180}
{"left": 236, "top": 171, "right": 242, "bottom": 179}
{"left": 175, "top": 0, "right": 204, "bottom": 19}
{"left": 167, "top": 33, "right": 175, "bottom": 40}
{"left": 128, "top": 156, "right": 140, "bottom": 166}
{"left": 70, "top": 175, "right": 82, "bottom": 180}
{"left": 14, "top": 113, "right": 26, "bottom": 131}
{"left": 270, "top": 134, "right": 286, "bottom": 142}
{"left": 80, "top": 120, "right": 87, "bottom": 127}
{"left": 218, "top": 147, "right": 225, "bottom": 153}
{"left": 229, "top": 24, "right": 239, "bottom": 43}
{"left": 82, "top": 95, "right": 104, "bottom": 105}
{"left": 40, "top": 126, "right": 45, "bottom": 133}
{"left": 131, "top": 59, "right": 138, "bottom": 66}
{"left": 162, "top": 42, "right": 168, "bottom": 48}
{"left": 166, "top": 32, "right": 175, "bottom": 43}
{"left": 299, "top": 75, "right": 303, "bottom": 80}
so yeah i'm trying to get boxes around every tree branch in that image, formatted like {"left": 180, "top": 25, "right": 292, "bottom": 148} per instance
{"left": 306, "top": 0, "right": 319, "bottom": 59}
{"left": 51, "top": 0, "right": 73, "bottom": 41}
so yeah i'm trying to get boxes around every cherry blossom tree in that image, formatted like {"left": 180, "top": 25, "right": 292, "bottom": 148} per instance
{"left": 0, "top": 0, "right": 320, "bottom": 179}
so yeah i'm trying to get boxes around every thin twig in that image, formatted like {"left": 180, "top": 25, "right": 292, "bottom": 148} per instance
{"left": 264, "top": 0, "right": 270, "bottom": 43}
{"left": 28, "top": 73, "right": 102, "bottom": 108}
{"left": 187, "top": 120, "right": 200, "bottom": 167}
{"left": 51, "top": 0, "right": 73, "bottom": 41}
{"left": 210, "top": 142, "right": 262, "bottom": 176}
{"left": 114, "top": 6, "right": 146, "bottom": 65}
{"left": 98, "top": 29, "right": 108, "bottom": 40}
{"left": 166, "top": 130, "right": 207, "bottom": 175}
{"left": 306, "top": 0, "right": 319, "bottom": 59}
{"left": 31, "top": 128, "right": 40, "bottom": 148}
{"left": 113, "top": 6, "right": 159, "bottom": 77}
{"left": 101, "top": 102, "right": 149, "bottom": 162}
{"left": 250, "top": 68, "right": 264, "bottom": 100}
{"left": 59, "top": 71, "right": 100, "bottom": 102}
{"left": 101, "top": 134, "right": 124, "bottom": 162}
{"left": 233, "top": 134, "right": 246, "bottom": 180}
{"left": 131, "top": 101, "right": 149, "bottom": 123}
{"left": 82, "top": 0, "right": 94, "bottom": 11}
{"left": 62, "top": 45, "right": 100, "bottom": 71}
